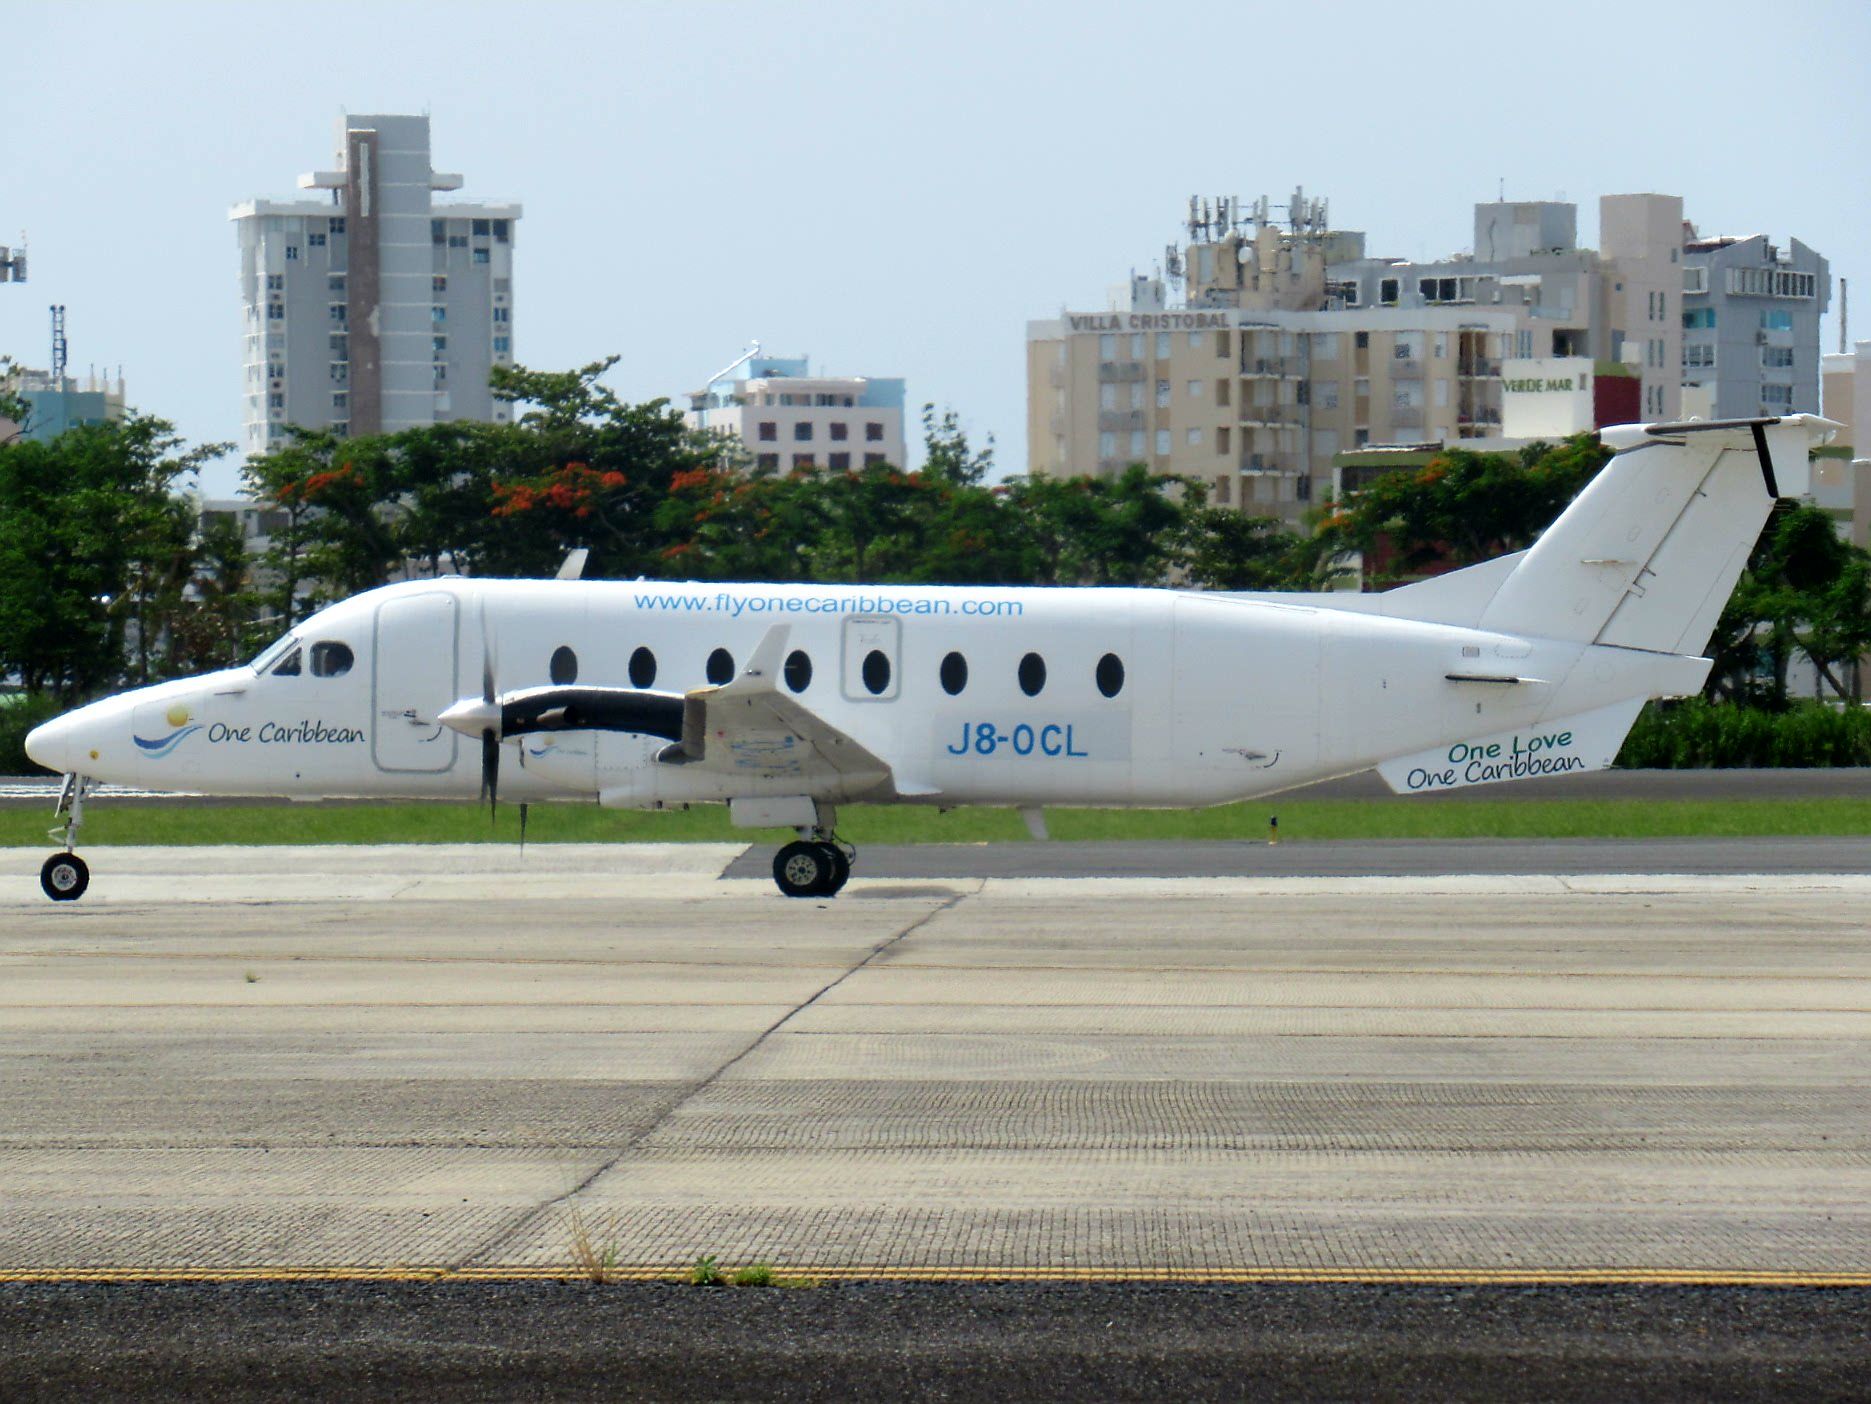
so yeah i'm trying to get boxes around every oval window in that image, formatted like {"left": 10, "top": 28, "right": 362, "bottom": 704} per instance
{"left": 706, "top": 647, "right": 735, "bottom": 685}
{"left": 1096, "top": 653, "right": 1125, "bottom": 698}
{"left": 939, "top": 651, "right": 968, "bottom": 696}
{"left": 549, "top": 645, "right": 578, "bottom": 686}
{"left": 308, "top": 641, "right": 353, "bottom": 678}
{"left": 628, "top": 646, "right": 657, "bottom": 688}
{"left": 784, "top": 649, "right": 813, "bottom": 693}
{"left": 1018, "top": 652, "right": 1046, "bottom": 697}
{"left": 861, "top": 649, "right": 891, "bottom": 696}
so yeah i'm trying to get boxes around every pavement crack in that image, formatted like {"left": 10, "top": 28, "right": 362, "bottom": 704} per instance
{"left": 451, "top": 890, "right": 968, "bottom": 1270}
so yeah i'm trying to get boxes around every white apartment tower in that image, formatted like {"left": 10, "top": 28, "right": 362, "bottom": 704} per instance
{"left": 231, "top": 113, "right": 521, "bottom": 454}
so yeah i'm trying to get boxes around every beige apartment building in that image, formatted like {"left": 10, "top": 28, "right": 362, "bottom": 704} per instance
{"left": 1027, "top": 190, "right": 1686, "bottom": 523}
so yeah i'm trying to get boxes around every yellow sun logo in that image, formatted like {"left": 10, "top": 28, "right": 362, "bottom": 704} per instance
{"left": 165, "top": 704, "right": 192, "bottom": 728}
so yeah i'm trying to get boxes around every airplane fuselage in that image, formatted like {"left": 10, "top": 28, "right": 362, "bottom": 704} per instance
{"left": 28, "top": 575, "right": 1699, "bottom": 810}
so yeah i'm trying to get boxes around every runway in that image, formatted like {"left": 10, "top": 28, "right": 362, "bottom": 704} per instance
{"left": 1, "top": 842, "right": 1868, "bottom": 1282}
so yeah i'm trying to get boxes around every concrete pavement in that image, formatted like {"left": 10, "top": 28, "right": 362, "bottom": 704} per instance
{"left": 1, "top": 843, "right": 1868, "bottom": 1280}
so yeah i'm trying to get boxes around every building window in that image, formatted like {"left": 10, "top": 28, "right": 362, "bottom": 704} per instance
{"left": 1354, "top": 331, "right": 1370, "bottom": 349}
{"left": 863, "top": 452, "right": 885, "bottom": 466}
{"left": 1683, "top": 308, "right": 1716, "bottom": 329}
{"left": 793, "top": 421, "right": 814, "bottom": 441}
{"left": 1214, "top": 475, "right": 1231, "bottom": 505}
{"left": 1099, "top": 431, "right": 1116, "bottom": 457}
{"left": 1129, "top": 333, "right": 1145, "bottom": 358}
{"left": 1155, "top": 429, "right": 1171, "bottom": 455}
{"left": 1155, "top": 379, "right": 1170, "bottom": 408}
{"left": 285, "top": 245, "right": 298, "bottom": 261}
{"left": 434, "top": 364, "right": 448, "bottom": 385}
{"left": 433, "top": 336, "right": 448, "bottom": 354}
{"left": 1760, "top": 309, "right": 1793, "bottom": 332}
{"left": 1154, "top": 332, "right": 1171, "bottom": 358}
{"left": 329, "top": 217, "right": 345, "bottom": 235}
{"left": 829, "top": 421, "right": 848, "bottom": 441}
{"left": 329, "top": 304, "right": 346, "bottom": 322}
{"left": 1216, "top": 378, "right": 1230, "bottom": 406}
{"left": 266, "top": 304, "right": 284, "bottom": 320}
{"left": 265, "top": 274, "right": 284, "bottom": 291}
{"left": 1186, "top": 380, "right": 1203, "bottom": 397}
{"left": 332, "top": 392, "right": 348, "bottom": 412}
{"left": 448, "top": 232, "right": 468, "bottom": 248}
{"left": 1216, "top": 426, "right": 1231, "bottom": 454}
{"left": 329, "top": 334, "right": 347, "bottom": 357}
{"left": 268, "top": 392, "right": 284, "bottom": 409}
{"left": 329, "top": 362, "right": 347, "bottom": 383}
{"left": 1215, "top": 331, "right": 1230, "bottom": 358}
{"left": 308, "top": 232, "right": 326, "bottom": 247}
{"left": 492, "top": 307, "right": 509, "bottom": 323}
{"left": 1186, "top": 428, "right": 1202, "bottom": 446}
{"left": 493, "top": 336, "right": 510, "bottom": 353}
{"left": 756, "top": 453, "right": 778, "bottom": 470}
{"left": 1762, "top": 345, "right": 1794, "bottom": 368}
{"left": 472, "top": 218, "right": 490, "bottom": 237}
{"left": 433, "top": 275, "right": 447, "bottom": 294}
{"left": 829, "top": 452, "right": 851, "bottom": 470}
{"left": 432, "top": 220, "right": 446, "bottom": 245}
{"left": 432, "top": 306, "right": 446, "bottom": 323}
{"left": 1378, "top": 278, "right": 1398, "bottom": 305}
{"left": 865, "top": 422, "right": 884, "bottom": 441}
{"left": 473, "top": 248, "right": 490, "bottom": 264}
{"left": 1683, "top": 343, "right": 1716, "bottom": 369}
{"left": 793, "top": 453, "right": 815, "bottom": 469}
{"left": 757, "top": 421, "right": 777, "bottom": 441}
{"left": 1099, "top": 334, "right": 1115, "bottom": 357}
{"left": 328, "top": 275, "right": 346, "bottom": 294}
{"left": 493, "top": 219, "right": 509, "bottom": 243}
{"left": 1762, "top": 384, "right": 1794, "bottom": 409}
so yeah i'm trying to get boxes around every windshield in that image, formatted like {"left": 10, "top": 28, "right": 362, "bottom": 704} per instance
{"left": 248, "top": 632, "right": 299, "bottom": 674}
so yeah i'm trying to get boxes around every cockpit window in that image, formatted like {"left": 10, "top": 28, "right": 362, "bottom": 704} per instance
{"left": 309, "top": 641, "right": 355, "bottom": 678}
{"left": 248, "top": 632, "right": 299, "bottom": 674}
{"left": 271, "top": 647, "right": 303, "bottom": 677}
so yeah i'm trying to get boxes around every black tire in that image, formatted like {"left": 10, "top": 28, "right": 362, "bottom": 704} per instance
{"left": 773, "top": 841, "right": 832, "bottom": 899}
{"left": 41, "top": 852, "right": 89, "bottom": 903}
{"left": 824, "top": 845, "right": 852, "bottom": 895}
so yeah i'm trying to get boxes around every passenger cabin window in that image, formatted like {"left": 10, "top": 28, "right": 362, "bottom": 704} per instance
{"left": 706, "top": 647, "right": 735, "bottom": 685}
{"left": 628, "top": 646, "right": 656, "bottom": 688}
{"left": 939, "top": 651, "right": 968, "bottom": 696}
{"left": 308, "top": 642, "right": 354, "bottom": 678}
{"left": 1018, "top": 652, "right": 1046, "bottom": 697}
{"left": 861, "top": 649, "right": 891, "bottom": 696}
{"left": 784, "top": 650, "right": 812, "bottom": 693}
{"left": 549, "top": 646, "right": 578, "bottom": 686}
{"left": 271, "top": 647, "right": 303, "bottom": 677}
{"left": 1096, "top": 653, "right": 1125, "bottom": 698}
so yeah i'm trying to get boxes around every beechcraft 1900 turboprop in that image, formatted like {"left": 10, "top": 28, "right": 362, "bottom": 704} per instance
{"left": 23, "top": 416, "right": 1835, "bottom": 901}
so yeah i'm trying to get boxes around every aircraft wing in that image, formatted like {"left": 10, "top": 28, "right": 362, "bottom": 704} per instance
{"left": 660, "top": 625, "right": 901, "bottom": 791}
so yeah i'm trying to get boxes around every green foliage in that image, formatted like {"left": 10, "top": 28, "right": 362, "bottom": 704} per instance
{"left": 689, "top": 1255, "right": 722, "bottom": 1286}
{"left": 1618, "top": 698, "right": 1871, "bottom": 768}
{"left": 730, "top": 1264, "right": 775, "bottom": 1287}
{"left": 0, "top": 692, "right": 63, "bottom": 773}
{"left": 1318, "top": 435, "right": 1611, "bottom": 584}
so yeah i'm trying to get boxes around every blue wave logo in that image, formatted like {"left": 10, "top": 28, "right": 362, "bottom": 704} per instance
{"left": 132, "top": 724, "right": 202, "bottom": 759}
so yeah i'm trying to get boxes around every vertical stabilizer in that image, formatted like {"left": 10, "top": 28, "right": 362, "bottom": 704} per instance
{"left": 1476, "top": 416, "right": 1836, "bottom": 653}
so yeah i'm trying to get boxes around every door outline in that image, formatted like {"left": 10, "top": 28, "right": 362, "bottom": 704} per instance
{"left": 372, "top": 592, "right": 461, "bottom": 772}
{"left": 840, "top": 615, "right": 901, "bottom": 703}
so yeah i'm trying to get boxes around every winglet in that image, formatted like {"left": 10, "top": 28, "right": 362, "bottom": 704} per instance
{"left": 719, "top": 624, "right": 791, "bottom": 696}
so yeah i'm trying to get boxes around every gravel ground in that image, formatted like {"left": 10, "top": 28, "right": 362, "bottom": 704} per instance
{"left": 1, "top": 1281, "right": 1866, "bottom": 1401}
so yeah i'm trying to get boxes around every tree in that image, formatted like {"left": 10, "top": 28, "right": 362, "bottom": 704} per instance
{"left": 921, "top": 403, "right": 994, "bottom": 488}
{"left": 1182, "top": 507, "right": 1319, "bottom": 591}
{"left": 1315, "top": 435, "right": 1611, "bottom": 585}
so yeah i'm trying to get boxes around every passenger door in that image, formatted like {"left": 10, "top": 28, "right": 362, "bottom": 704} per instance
{"left": 372, "top": 592, "right": 459, "bottom": 772}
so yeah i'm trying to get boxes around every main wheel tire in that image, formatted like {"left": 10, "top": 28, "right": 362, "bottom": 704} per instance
{"left": 41, "top": 852, "right": 89, "bottom": 903}
{"left": 824, "top": 845, "right": 852, "bottom": 895}
{"left": 773, "top": 840, "right": 833, "bottom": 899}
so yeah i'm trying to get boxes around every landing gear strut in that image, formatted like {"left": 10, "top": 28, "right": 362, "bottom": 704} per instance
{"left": 41, "top": 774, "right": 92, "bottom": 903}
{"left": 772, "top": 831, "right": 854, "bottom": 899}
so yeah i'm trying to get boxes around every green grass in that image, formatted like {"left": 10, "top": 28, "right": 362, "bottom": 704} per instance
{"left": 6, "top": 796, "right": 1871, "bottom": 847}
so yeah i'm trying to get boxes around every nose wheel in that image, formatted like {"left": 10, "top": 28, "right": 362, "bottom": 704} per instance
{"left": 41, "top": 773, "right": 93, "bottom": 903}
{"left": 40, "top": 852, "right": 90, "bottom": 902}
{"left": 772, "top": 835, "right": 854, "bottom": 898}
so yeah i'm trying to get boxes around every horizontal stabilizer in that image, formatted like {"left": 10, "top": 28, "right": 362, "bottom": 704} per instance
{"left": 1377, "top": 698, "right": 1645, "bottom": 795}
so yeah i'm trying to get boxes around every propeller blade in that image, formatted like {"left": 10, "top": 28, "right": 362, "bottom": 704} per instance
{"left": 518, "top": 802, "right": 529, "bottom": 853}
{"left": 481, "top": 727, "right": 499, "bottom": 814}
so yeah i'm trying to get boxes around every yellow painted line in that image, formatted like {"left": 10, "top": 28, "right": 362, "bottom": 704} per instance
{"left": 1, "top": 1266, "right": 1867, "bottom": 1288}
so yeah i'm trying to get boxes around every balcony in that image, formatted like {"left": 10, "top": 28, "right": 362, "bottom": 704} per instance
{"left": 1240, "top": 357, "right": 1295, "bottom": 377}
{"left": 1097, "top": 361, "right": 1145, "bottom": 383}
{"left": 1390, "top": 357, "right": 1423, "bottom": 379}
{"left": 1457, "top": 357, "right": 1501, "bottom": 378}
{"left": 1097, "top": 410, "right": 1145, "bottom": 431}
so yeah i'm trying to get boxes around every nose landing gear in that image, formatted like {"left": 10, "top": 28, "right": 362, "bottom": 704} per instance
{"left": 772, "top": 831, "right": 854, "bottom": 899}
{"left": 40, "top": 774, "right": 92, "bottom": 903}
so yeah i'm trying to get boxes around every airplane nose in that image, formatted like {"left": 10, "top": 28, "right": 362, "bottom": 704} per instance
{"left": 24, "top": 714, "right": 73, "bottom": 774}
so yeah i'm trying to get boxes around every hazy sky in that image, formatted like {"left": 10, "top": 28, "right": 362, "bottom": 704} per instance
{"left": 5, "top": 0, "right": 1868, "bottom": 497}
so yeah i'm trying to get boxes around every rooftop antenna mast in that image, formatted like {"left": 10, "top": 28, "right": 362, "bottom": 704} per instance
{"left": 49, "top": 305, "right": 67, "bottom": 381}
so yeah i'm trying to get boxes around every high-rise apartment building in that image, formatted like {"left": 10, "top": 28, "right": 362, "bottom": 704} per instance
{"left": 1681, "top": 230, "right": 1830, "bottom": 419}
{"left": 1029, "top": 190, "right": 1821, "bottom": 523}
{"left": 230, "top": 113, "right": 520, "bottom": 456}
{"left": 686, "top": 349, "right": 908, "bottom": 471}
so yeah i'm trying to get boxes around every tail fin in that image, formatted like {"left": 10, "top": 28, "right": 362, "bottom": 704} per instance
{"left": 1473, "top": 416, "right": 1837, "bottom": 652}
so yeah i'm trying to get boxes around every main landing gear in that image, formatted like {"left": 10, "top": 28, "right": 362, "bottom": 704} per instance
{"left": 41, "top": 774, "right": 92, "bottom": 903}
{"left": 772, "top": 831, "right": 854, "bottom": 899}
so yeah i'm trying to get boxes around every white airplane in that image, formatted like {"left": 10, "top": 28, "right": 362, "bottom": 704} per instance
{"left": 23, "top": 416, "right": 1832, "bottom": 902}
